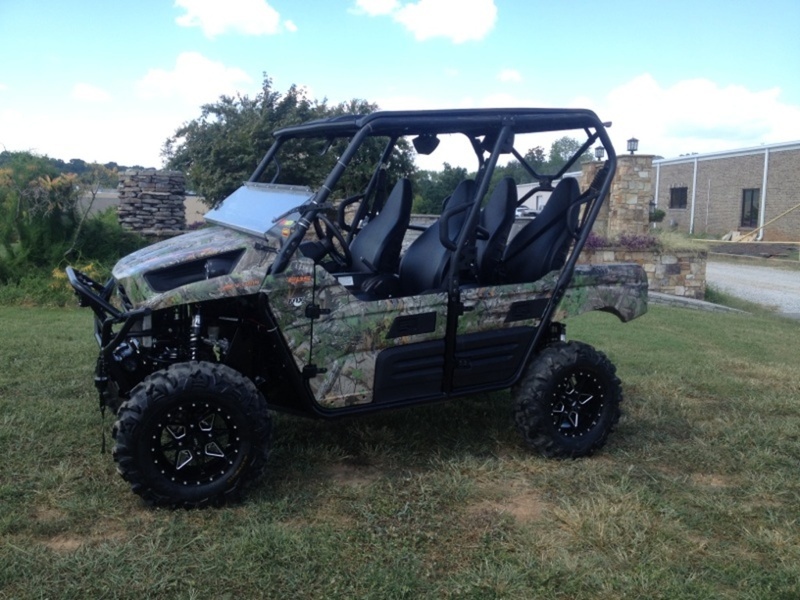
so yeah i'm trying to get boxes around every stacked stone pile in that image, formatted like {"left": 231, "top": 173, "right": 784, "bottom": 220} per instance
{"left": 118, "top": 169, "right": 187, "bottom": 234}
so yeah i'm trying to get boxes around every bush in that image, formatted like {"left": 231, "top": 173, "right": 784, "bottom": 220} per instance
{"left": 0, "top": 208, "right": 146, "bottom": 305}
{"left": 0, "top": 273, "right": 78, "bottom": 306}
{"left": 583, "top": 231, "right": 661, "bottom": 252}
{"left": 67, "top": 208, "right": 147, "bottom": 266}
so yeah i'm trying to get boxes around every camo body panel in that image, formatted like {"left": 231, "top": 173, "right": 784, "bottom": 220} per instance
{"left": 555, "top": 263, "right": 649, "bottom": 322}
{"left": 267, "top": 261, "right": 647, "bottom": 409}
{"left": 265, "top": 261, "right": 448, "bottom": 408}
{"left": 112, "top": 226, "right": 277, "bottom": 310}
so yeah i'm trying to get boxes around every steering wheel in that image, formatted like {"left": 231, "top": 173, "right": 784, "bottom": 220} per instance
{"left": 312, "top": 213, "right": 352, "bottom": 269}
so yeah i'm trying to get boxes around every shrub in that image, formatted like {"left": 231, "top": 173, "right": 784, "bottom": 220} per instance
{"left": 616, "top": 232, "right": 661, "bottom": 251}
{"left": 583, "top": 231, "right": 661, "bottom": 252}
{"left": 584, "top": 231, "right": 610, "bottom": 251}
{"left": 67, "top": 208, "right": 147, "bottom": 266}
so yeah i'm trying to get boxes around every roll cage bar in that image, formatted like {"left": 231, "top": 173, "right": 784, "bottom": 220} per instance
{"left": 256, "top": 109, "right": 617, "bottom": 294}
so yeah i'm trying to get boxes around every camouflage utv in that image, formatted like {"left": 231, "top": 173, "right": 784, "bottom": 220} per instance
{"left": 67, "top": 108, "right": 648, "bottom": 508}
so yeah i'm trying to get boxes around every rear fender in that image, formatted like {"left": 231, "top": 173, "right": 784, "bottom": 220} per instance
{"left": 555, "top": 263, "right": 648, "bottom": 322}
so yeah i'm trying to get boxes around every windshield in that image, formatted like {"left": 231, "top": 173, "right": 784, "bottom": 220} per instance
{"left": 204, "top": 182, "right": 313, "bottom": 237}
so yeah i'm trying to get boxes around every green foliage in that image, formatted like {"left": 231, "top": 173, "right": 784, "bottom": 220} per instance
{"left": 412, "top": 162, "right": 469, "bottom": 213}
{"left": 69, "top": 207, "right": 147, "bottom": 264}
{"left": 0, "top": 153, "right": 145, "bottom": 301}
{"left": 548, "top": 135, "right": 592, "bottom": 171}
{"left": 163, "top": 74, "right": 416, "bottom": 205}
{"left": 0, "top": 149, "right": 143, "bottom": 175}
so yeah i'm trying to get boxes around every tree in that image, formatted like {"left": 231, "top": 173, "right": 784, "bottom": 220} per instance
{"left": 412, "top": 163, "right": 468, "bottom": 214}
{"left": 65, "top": 163, "right": 118, "bottom": 259}
{"left": 162, "top": 75, "right": 415, "bottom": 205}
{"left": 0, "top": 162, "right": 81, "bottom": 272}
{"left": 548, "top": 136, "right": 592, "bottom": 172}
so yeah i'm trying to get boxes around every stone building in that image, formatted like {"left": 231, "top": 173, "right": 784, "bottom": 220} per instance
{"left": 653, "top": 141, "right": 800, "bottom": 241}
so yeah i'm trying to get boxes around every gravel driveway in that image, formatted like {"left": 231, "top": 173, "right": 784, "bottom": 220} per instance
{"left": 706, "top": 261, "right": 800, "bottom": 317}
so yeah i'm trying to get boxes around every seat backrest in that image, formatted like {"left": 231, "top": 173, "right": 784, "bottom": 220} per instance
{"left": 349, "top": 178, "right": 412, "bottom": 275}
{"left": 501, "top": 177, "right": 581, "bottom": 283}
{"left": 399, "top": 179, "right": 475, "bottom": 295}
{"left": 475, "top": 177, "right": 516, "bottom": 285}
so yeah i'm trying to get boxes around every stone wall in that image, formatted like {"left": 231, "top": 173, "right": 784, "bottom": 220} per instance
{"left": 118, "top": 169, "right": 187, "bottom": 235}
{"left": 582, "top": 155, "right": 654, "bottom": 238}
{"left": 578, "top": 248, "right": 707, "bottom": 299}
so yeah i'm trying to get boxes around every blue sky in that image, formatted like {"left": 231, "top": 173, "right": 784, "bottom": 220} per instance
{"left": 1, "top": 0, "right": 799, "bottom": 169}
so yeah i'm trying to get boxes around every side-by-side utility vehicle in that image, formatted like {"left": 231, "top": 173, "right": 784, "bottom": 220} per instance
{"left": 67, "top": 108, "right": 648, "bottom": 507}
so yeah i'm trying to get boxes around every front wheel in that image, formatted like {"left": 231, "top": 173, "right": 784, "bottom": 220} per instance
{"left": 513, "top": 341, "right": 622, "bottom": 458}
{"left": 112, "top": 362, "right": 271, "bottom": 508}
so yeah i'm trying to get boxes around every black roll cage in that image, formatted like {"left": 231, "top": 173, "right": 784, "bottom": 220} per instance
{"left": 256, "top": 108, "right": 616, "bottom": 281}
{"left": 250, "top": 109, "right": 617, "bottom": 398}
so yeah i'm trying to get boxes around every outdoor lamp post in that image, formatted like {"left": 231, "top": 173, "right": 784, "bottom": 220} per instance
{"left": 594, "top": 145, "right": 605, "bottom": 160}
{"left": 627, "top": 137, "right": 639, "bottom": 155}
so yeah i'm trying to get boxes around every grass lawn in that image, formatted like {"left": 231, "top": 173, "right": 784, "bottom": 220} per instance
{"left": 1, "top": 305, "right": 799, "bottom": 599}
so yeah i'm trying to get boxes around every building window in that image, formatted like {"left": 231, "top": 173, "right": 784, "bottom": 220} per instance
{"left": 669, "top": 186, "right": 688, "bottom": 209}
{"left": 741, "top": 188, "right": 760, "bottom": 228}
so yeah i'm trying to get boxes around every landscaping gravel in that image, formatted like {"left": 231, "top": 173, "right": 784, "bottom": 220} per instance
{"left": 706, "top": 261, "right": 800, "bottom": 317}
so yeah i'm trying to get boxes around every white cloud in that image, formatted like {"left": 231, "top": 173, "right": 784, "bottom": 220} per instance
{"left": 71, "top": 83, "right": 111, "bottom": 103}
{"left": 175, "top": 0, "right": 285, "bottom": 38}
{"left": 353, "top": 0, "right": 399, "bottom": 16}
{"left": 598, "top": 74, "right": 800, "bottom": 158}
{"left": 497, "top": 68, "right": 522, "bottom": 83}
{"left": 135, "top": 52, "right": 253, "bottom": 106}
{"left": 355, "top": 0, "right": 497, "bottom": 43}
{"left": 377, "top": 75, "right": 800, "bottom": 170}
{"left": 284, "top": 19, "right": 298, "bottom": 32}
{"left": 0, "top": 83, "right": 8, "bottom": 92}
{"left": 0, "top": 106, "right": 174, "bottom": 167}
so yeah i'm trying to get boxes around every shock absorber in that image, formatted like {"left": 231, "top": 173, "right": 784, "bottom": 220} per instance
{"left": 189, "top": 309, "right": 202, "bottom": 361}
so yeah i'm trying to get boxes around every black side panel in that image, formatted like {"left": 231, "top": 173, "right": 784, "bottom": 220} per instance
{"left": 453, "top": 327, "right": 536, "bottom": 389}
{"left": 386, "top": 312, "right": 437, "bottom": 338}
{"left": 373, "top": 326, "right": 536, "bottom": 404}
{"left": 504, "top": 299, "right": 549, "bottom": 323}
{"left": 374, "top": 340, "right": 445, "bottom": 403}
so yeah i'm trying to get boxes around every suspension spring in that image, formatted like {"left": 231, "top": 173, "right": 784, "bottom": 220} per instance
{"left": 189, "top": 311, "right": 202, "bottom": 361}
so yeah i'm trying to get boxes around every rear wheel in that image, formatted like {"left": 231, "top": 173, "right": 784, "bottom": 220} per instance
{"left": 112, "top": 362, "right": 270, "bottom": 508}
{"left": 513, "top": 341, "right": 621, "bottom": 458}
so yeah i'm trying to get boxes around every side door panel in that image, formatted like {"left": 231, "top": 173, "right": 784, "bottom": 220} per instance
{"left": 308, "top": 267, "right": 448, "bottom": 408}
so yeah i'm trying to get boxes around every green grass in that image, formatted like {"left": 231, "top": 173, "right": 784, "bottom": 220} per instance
{"left": 704, "top": 285, "right": 782, "bottom": 315}
{"left": 2, "top": 306, "right": 800, "bottom": 599}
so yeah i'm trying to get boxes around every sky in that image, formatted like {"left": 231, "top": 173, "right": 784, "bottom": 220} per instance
{"left": 1, "top": 0, "right": 799, "bottom": 171}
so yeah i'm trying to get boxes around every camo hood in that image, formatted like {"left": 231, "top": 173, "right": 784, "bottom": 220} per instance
{"left": 112, "top": 226, "right": 275, "bottom": 308}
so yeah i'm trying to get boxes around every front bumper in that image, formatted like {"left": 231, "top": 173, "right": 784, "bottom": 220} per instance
{"left": 66, "top": 267, "right": 151, "bottom": 406}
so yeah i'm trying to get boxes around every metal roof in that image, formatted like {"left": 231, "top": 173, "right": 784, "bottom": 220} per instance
{"left": 654, "top": 140, "right": 800, "bottom": 166}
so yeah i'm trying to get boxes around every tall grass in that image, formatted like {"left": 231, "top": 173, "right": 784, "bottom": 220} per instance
{"left": 2, "top": 305, "right": 799, "bottom": 599}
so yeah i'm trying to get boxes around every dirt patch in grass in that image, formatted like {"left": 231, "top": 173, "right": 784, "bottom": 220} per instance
{"left": 40, "top": 519, "right": 128, "bottom": 553}
{"left": 689, "top": 473, "right": 733, "bottom": 489}
{"left": 33, "top": 506, "right": 67, "bottom": 523}
{"left": 467, "top": 488, "right": 551, "bottom": 524}
{"left": 324, "top": 462, "right": 383, "bottom": 488}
